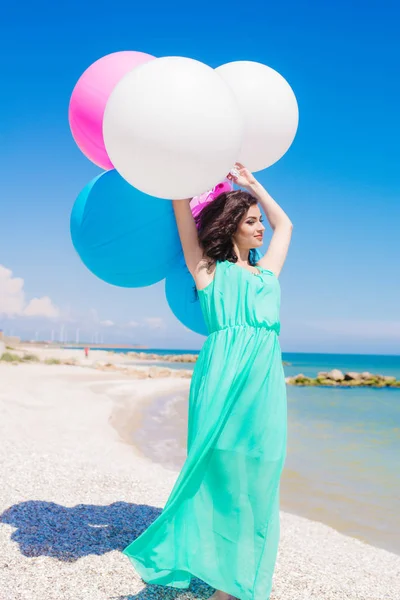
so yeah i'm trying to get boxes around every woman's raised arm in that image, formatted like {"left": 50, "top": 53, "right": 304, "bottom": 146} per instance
{"left": 172, "top": 199, "right": 204, "bottom": 275}
{"left": 228, "top": 163, "right": 293, "bottom": 278}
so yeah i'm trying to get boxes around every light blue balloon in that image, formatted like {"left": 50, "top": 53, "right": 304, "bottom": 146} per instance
{"left": 165, "top": 255, "right": 208, "bottom": 336}
{"left": 70, "top": 170, "right": 182, "bottom": 287}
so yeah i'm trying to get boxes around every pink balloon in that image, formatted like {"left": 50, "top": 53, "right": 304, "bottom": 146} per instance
{"left": 69, "top": 51, "right": 156, "bottom": 170}
{"left": 190, "top": 180, "right": 233, "bottom": 226}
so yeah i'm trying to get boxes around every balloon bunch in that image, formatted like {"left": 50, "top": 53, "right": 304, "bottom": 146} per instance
{"left": 69, "top": 50, "right": 298, "bottom": 334}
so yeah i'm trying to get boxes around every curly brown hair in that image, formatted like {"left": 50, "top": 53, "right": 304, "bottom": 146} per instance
{"left": 195, "top": 189, "right": 260, "bottom": 264}
{"left": 192, "top": 189, "right": 261, "bottom": 299}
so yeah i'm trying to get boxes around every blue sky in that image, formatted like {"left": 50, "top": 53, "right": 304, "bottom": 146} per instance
{"left": 0, "top": 0, "right": 399, "bottom": 353}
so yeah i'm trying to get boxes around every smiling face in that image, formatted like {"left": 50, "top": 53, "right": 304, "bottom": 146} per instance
{"left": 232, "top": 204, "right": 265, "bottom": 249}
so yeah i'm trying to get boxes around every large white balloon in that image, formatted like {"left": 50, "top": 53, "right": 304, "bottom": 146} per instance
{"left": 103, "top": 57, "right": 244, "bottom": 199}
{"left": 216, "top": 61, "right": 299, "bottom": 172}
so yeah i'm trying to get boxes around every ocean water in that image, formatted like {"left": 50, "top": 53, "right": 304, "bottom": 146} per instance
{"left": 127, "top": 351, "right": 400, "bottom": 555}
{"left": 282, "top": 352, "right": 400, "bottom": 379}
{"left": 77, "top": 347, "right": 400, "bottom": 376}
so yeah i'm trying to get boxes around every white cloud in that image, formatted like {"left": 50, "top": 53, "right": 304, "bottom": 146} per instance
{"left": 24, "top": 297, "right": 60, "bottom": 319}
{"left": 0, "top": 266, "right": 25, "bottom": 316}
{"left": 100, "top": 320, "right": 114, "bottom": 327}
{"left": 125, "top": 318, "right": 164, "bottom": 330}
{"left": 144, "top": 317, "right": 165, "bottom": 330}
{"left": 0, "top": 265, "right": 59, "bottom": 319}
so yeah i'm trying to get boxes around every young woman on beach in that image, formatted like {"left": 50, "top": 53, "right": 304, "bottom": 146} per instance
{"left": 122, "top": 162, "right": 293, "bottom": 600}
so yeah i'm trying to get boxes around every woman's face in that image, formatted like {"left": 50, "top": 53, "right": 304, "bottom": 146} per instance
{"left": 233, "top": 205, "right": 265, "bottom": 249}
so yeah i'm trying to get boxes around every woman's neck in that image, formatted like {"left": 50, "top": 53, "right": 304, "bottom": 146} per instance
{"left": 234, "top": 247, "right": 251, "bottom": 264}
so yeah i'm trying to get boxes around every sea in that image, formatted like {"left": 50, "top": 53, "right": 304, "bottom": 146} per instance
{"left": 76, "top": 347, "right": 400, "bottom": 554}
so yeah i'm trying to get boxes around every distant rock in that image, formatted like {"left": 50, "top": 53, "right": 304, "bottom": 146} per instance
{"left": 318, "top": 378, "right": 338, "bottom": 386}
{"left": 286, "top": 369, "right": 400, "bottom": 388}
{"left": 344, "top": 372, "right": 361, "bottom": 380}
{"left": 381, "top": 375, "right": 396, "bottom": 383}
{"left": 326, "top": 369, "right": 345, "bottom": 381}
{"left": 167, "top": 354, "right": 198, "bottom": 363}
{"left": 317, "top": 371, "right": 328, "bottom": 379}
{"left": 360, "top": 371, "right": 374, "bottom": 380}
{"left": 293, "top": 374, "right": 313, "bottom": 383}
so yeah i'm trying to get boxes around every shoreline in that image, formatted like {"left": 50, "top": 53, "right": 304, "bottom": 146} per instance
{"left": 113, "top": 379, "right": 400, "bottom": 556}
{"left": 1, "top": 363, "right": 399, "bottom": 599}
{"left": 108, "top": 377, "right": 191, "bottom": 463}
{"left": 3, "top": 346, "right": 400, "bottom": 388}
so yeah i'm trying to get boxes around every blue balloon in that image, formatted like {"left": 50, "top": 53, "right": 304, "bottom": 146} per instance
{"left": 165, "top": 255, "right": 208, "bottom": 336}
{"left": 70, "top": 170, "right": 182, "bottom": 287}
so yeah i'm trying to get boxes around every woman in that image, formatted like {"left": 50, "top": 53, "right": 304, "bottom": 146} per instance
{"left": 123, "top": 163, "right": 293, "bottom": 600}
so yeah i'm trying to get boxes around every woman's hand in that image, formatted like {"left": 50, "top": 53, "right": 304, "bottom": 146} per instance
{"left": 227, "top": 162, "right": 258, "bottom": 190}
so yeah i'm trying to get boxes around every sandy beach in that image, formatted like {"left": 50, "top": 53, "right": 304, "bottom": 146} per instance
{"left": 0, "top": 360, "right": 399, "bottom": 600}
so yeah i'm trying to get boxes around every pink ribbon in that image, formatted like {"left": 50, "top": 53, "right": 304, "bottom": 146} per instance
{"left": 190, "top": 180, "right": 233, "bottom": 225}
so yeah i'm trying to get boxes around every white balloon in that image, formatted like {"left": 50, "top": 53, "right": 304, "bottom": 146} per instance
{"left": 216, "top": 61, "right": 299, "bottom": 172}
{"left": 103, "top": 57, "right": 244, "bottom": 199}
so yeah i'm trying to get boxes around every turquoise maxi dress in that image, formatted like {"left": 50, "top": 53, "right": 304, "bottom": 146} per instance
{"left": 123, "top": 259, "right": 287, "bottom": 600}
